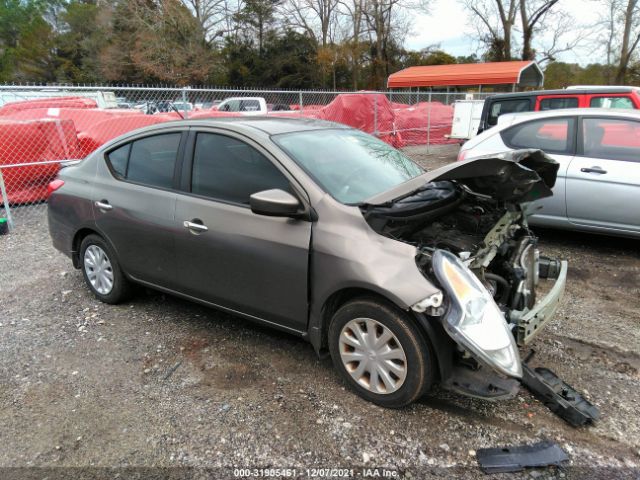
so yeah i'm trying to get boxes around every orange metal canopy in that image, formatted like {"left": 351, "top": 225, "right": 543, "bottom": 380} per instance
{"left": 387, "top": 61, "right": 543, "bottom": 88}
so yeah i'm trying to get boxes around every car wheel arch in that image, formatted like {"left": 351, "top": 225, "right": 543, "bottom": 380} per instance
{"left": 313, "top": 288, "right": 422, "bottom": 344}
{"left": 309, "top": 287, "right": 450, "bottom": 382}
{"left": 71, "top": 227, "right": 119, "bottom": 270}
{"left": 72, "top": 228, "right": 97, "bottom": 268}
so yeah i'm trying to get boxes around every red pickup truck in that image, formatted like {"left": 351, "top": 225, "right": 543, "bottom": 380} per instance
{"left": 477, "top": 86, "right": 640, "bottom": 134}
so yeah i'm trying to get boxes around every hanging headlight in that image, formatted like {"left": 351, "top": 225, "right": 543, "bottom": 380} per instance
{"left": 432, "top": 249, "right": 522, "bottom": 379}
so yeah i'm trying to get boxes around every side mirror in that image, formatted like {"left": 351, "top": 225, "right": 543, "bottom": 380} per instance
{"left": 250, "top": 189, "right": 301, "bottom": 217}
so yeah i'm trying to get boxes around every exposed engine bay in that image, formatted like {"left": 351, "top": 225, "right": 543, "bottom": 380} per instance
{"left": 357, "top": 150, "right": 577, "bottom": 406}
{"left": 361, "top": 150, "right": 564, "bottom": 347}
{"left": 364, "top": 181, "right": 539, "bottom": 313}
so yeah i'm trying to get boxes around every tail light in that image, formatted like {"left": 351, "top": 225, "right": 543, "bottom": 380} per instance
{"left": 47, "top": 179, "right": 65, "bottom": 198}
{"left": 457, "top": 149, "right": 467, "bottom": 162}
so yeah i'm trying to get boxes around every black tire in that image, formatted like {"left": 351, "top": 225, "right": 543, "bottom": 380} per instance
{"left": 328, "top": 296, "right": 435, "bottom": 408}
{"left": 79, "top": 234, "right": 132, "bottom": 304}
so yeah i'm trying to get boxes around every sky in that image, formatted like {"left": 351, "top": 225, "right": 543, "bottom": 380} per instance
{"left": 405, "top": 0, "right": 602, "bottom": 65}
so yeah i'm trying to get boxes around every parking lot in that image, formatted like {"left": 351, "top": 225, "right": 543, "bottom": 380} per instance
{"left": 1, "top": 145, "right": 639, "bottom": 479}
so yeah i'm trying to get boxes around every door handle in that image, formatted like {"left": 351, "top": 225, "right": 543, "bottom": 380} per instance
{"left": 95, "top": 200, "right": 113, "bottom": 211}
{"left": 183, "top": 219, "right": 208, "bottom": 233}
{"left": 580, "top": 166, "right": 607, "bottom": 174}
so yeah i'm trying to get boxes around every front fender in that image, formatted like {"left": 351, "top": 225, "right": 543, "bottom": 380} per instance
{"left": 306, "top": 195, "right": 442, "bottom": 353}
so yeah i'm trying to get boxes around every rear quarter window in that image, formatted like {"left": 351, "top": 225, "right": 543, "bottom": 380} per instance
{"left": 106, "top": 143, "right": 130, "bottom": 178}
{"left": 501, "top": 117, "right": 575, "bottom": 154}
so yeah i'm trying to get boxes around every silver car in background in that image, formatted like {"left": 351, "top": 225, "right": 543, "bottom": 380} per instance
{"left": 48, "top": 118, "right": 567, "bottom": 408}
{"left": 459, "top": 108, "right": 640, "bottom": 238}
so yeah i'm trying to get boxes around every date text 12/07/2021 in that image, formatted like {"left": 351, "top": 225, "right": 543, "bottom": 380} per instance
{"left": 232, "top": 468, "right": 399, "bottom": 477}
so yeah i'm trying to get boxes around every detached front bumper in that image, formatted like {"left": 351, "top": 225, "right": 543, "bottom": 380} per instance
{"left": 510, "top": 260, "right": 568, "bottom": 346}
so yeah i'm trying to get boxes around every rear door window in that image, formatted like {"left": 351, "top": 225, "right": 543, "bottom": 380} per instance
{"left": 589, "top": 96, "right": 634, "bottom": 109}
{"left": 487, "top": 98, "right": 531, "bottom": 126}
{"left": 539, "top": 97, "right": 579, "bottom": 110}
{"left": 501, "top": 117, "right": 575, "bottom": 154}
{"left": 581, "top": 117, "right": 640, "bottom": 162}
{"left": 106, "top": 133, "right": 182, "bottom": 189}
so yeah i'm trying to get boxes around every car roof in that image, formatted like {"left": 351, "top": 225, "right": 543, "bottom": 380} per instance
{"left": 499, "top": 108, "right": 640, "bottom": 124}
{"left": 485, "top": 87, "right": 640, "bottom": 100}
{"left": 134, "top": 116, "right": 349, "bottom": 136}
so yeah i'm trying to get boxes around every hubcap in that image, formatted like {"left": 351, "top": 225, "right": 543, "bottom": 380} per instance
{"left": 84, "top": 245, "right": 114, "bottom": 295}
{"left": 339, "top": 318, "right": 407, "bottom": 394}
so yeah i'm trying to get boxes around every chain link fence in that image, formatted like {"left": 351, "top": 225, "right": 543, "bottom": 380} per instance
{"left": 0, "top": 84, "right": 492, "bottom": 232}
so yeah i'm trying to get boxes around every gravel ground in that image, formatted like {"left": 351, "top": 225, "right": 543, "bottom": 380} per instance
{"left": 1, "top": 145, "right": 639, "bottom": 479}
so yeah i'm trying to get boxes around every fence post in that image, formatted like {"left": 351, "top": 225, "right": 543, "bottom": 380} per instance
{"left": 299, "top": 91, "right": 303, "bottom": 116}
{"left": 426, "top": 90, "right": 432, "bottom": 154}
{"left": 0, "top": 168, "right": 14, "bottom": 232}
{"left": 373, "top": 94, "right": 378, "bottom": 137}
{"left": 182, "top": 87, "right": 189, "bottom": 119}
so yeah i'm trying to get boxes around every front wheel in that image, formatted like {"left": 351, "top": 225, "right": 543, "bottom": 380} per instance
{"left": 80, "top": 234, "right": 132, "bottom": 304}
{"left": 328, "top": 297, "right": 436, "bottom": 408}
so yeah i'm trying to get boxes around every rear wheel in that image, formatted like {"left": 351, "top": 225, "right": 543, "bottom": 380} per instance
{"left": 328, "top": 297, "right": 435, "bottom": 408}
{"left": 80, "top": 234, "right": 131, "bottom": 304}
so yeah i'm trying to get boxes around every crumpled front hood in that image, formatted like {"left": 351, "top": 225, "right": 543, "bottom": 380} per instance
{"left": 366, "top": 149, "right": 559, "bottom": 205}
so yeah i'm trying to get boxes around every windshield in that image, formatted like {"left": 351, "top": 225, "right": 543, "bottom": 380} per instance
{"left": 273, "top": 129, "right": 424, "bottom": 204}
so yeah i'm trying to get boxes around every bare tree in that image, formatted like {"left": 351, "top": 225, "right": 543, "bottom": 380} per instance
{"left": 282, "top": 0, "right": 341, "bottom": 47}
{"left": 363, "top": 0, "right": 399, "bottom": 87}
{"left": 533, "top": 12, "right": 585, "bottom": 65}
{"left": 519, "top": 0, "right": 559, "bottom": 60}
{"left": 362, "top": 0, "right": 425, "bottom": 88}
{"left": 615, "top": 0, "right": 640, "bottom": 83}
{"left": 592, "top": 0, "right": 622, "bottom": 82}
{"left": 338, "top": 0, "right": 367, "bottom": 88}
{"left": 102, "top": 0, "right": 218, "bottom": 85}
{"left": 462, "top": 0, "right": 518, "bottom": 61}
{"left": 221, "top": 0, "right": 246, "bottom": 43}
{"left": 595, "top": 0, "right": 640, "bottom": 83}
{"left": 182, "top": 0, "right": 228, "bottom": 42}
{"left": 600, "top": 0, "right": 621, "bottom": 67}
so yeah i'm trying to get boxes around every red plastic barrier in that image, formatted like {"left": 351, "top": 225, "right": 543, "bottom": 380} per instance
{"left": 288, "top": 104, "right": 324, "bottom": 111}
{"left": 3, "top": 107, "right": 144, "bottom": 134}
{"left": 76, "top": 113, "right": 179, "bottom": 157}
{"left": 0, "top": 96, "right": 98, "bottom": 115}
{"left": 1, "top": 95, "right": 459, "bottom": 204}
{"left": 77, "top": 110, "right": 247, "bottom": 156}
{"left": 317, "top": 93, "right": 395, "bottom": 135}
{"left": 393, "top": 102, "right": 456, "bottom": 147}
{"left": 281, "top": 96, "right": 454, "bottom": 147}
{"left": 0, "top": 118, "right": 78, "bottom": 204}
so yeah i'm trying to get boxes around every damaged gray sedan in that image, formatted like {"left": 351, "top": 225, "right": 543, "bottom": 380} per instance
{"left": 48, "top": 118, "right": 567, "bottom": 408}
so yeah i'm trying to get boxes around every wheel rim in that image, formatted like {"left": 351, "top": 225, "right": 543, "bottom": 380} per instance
{"left": 84, "top": 245, "right": 114, "bottom": 295}
{"left": 339, "top": 318, "right": 407, "bottom": 394}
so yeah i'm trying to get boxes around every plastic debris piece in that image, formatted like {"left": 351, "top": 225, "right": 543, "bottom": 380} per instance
{"left": 476, "top": 441, "right": 569, "bottom": 473}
